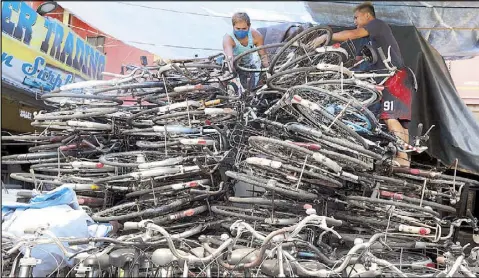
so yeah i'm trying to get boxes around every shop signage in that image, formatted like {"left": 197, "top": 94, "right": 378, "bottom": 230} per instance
{"left": 1, "top": 1, "right": 107, "bottom": 94}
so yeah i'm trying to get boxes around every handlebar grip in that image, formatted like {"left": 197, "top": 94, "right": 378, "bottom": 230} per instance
{"left": 377, "top": 47, "right": 387, "bottom": 62}
{"left": 325, "top": 218, "right": 342, "bottom": 227}
{"left": 123, "top": 222, "right": 140, "bottom": 231}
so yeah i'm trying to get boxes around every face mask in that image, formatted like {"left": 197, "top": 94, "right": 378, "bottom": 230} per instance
{"left": 234, "top": 29, "right": 248, "bottom": 39}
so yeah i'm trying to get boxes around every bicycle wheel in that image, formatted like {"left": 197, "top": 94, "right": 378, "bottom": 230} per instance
{"left": 91, "top": 197, "right": 189, "bottom": 222}
{"left": 125, "top": 179, "right": 210, "bottom": 199}
{"left": 346, "top": 195, "right": 440, "bottom": 217}
{"left": 30, "top": 162, "right": 115, "bottom": 174}
{"left": 317, "top": 149, "right": 373, "bottom": 171}
{"left": 99, "top": 151, "right": 180, "bottom": 168}
{"left": 33, "top": 107, "right": 118, "bottom": 120}
{"left": 1, "top": 135, "right": 65, "bottom": 143}
{"left": 276, "top": 49, "right": 349, "bottom": 73}
{"left": 269, "top": 25, "right": 333, "bottom": 74}
{"left": 135, "top": 140, "right": 180, "bottom": 149}
{"left": 248, "top": 136, "right": 342, "bottom": 173}
{"left": 244, "top": 156, "right": 343, "bottom": 188}
{"left": 152, "top": 205, "right": 209, "bottom": 225}
{"left": 228, "top": 197, "right": 313, "bottom": 211}
{"left": 234, "top": 43, "right": 285, "bottom": 72}
{"left": 315, "top": 136, "right": 382, "bottom": 161}
{"left": 9, "top": 173, "right": 96, "bottom": 186}
{"left": 1, "top": 152, "right": 60, "bottom": 164}
{"left": 305, "top": 79, "right": 381, "bottom": 106}
{"left": 226, "top": 170, "right": 318, "bottom": 200}
{"left": 287, "top": 94, "right": 369, "bottom": 149}
{"left": 379, "top": 190, "right": 457, "bottom": 213}
{"left": 288, "top": 85, "right": 378, "bottom": 132}
{"left": 267, "top": 67, "right": 349, "bottom": 92}
{"left": 211, "top": 205, "right": 301, "bottom": 224}
{"left": 41, "top": 93, "right": 123, "bottom": 106}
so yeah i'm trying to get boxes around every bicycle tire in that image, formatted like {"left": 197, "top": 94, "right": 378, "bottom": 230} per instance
{"left": 135, "top": 140, "right": 180, "bottom": 149}
{"left": 9, "top": 173, "right": 95, "bottom": 186}
{"left": 41, "top": 93, "right": 123, "bottom": 106}
{"left": 276, "top": 49, "right": 348, "bottom": 73}
{"left": 228, "top": 197, "right": 313, "bottom": 211}
{"left": 287, "top": 85, "right": 379, "bottom": 132}
{"left": 1, "top": 135, "right": 64, "bottom": 142}
{"left": 346, "top": 196, "right": 440, "bottom": 217}
{"left": 33, "top": 107, "right": 118, "bottom": 120}
{"left": 305, "top": 79, "right": 381, "bottom": 106}
{"left": 379, "top": 190, "right": 457, "bottom": 213}
{"left": 152, "top": 205, "right": 209, "bottom": 224}
{"left": 292, "top": 97, "right": 369, "bottom": 149}
{"left": 234, "top": 43, "right": 285, "bottom": 72}
{"left": 332, "top": 211, "right": 399, "bottom": 229}
{"left": 152, "top": 111, "right": 236, "bottom": 126}
{"left": 99, "top": 151, "right": 172, "bottom": 168}
{"left": 317, "top": 149, "right": 372, "bottom": 171}
{"left": 316, "top": 136, "right": 382, "bottom": 161}
{"left": 392, "top": 168, "right": 479, "bottom": 187}
{"left": 125, "top": 179, "right": 210, "bottom": 198}
{"left": 211, "top": 205, "right": 300, "bottom": 224}
{"left": 248, "top": 136, "right": 342, "bottom": 174}
{"left": 28, "top": 142, "right": 64, "bottom": 152}
{"left": 226, "top": 170, "right": 318, "bottom": 200}
{"left": 1, "top": 152, "right": 60, "bottom": 164}
{"left": 245, "top": 157, "right": 343, "bottom": 189}
{"left": 267, "top": 66, "right": 349, "bottom": 92}
{"left": 30, "top": 162, "right": 114, "bottom": 174}
{"left": 91, "top": 197, "right": 189, "bottom": 222}
{"left": 269, "top": 25, "right": 333, "bottom": 74}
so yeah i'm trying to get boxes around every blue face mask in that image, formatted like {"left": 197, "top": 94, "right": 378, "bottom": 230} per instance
{"left": 234, "top": 29, "right": 249, "bottom": 39}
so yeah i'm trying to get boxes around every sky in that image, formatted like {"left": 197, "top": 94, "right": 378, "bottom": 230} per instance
{"left": 57, "top": 1, "right": 479, "bottom": 59}
{"left": 57, "top": 1, "right": 315, "bottom": 59}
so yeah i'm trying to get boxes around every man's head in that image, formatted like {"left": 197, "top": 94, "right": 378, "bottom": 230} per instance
{"left": 232, "top": 12, "right": 251, "bottom": 39}
{"left": 354, "top": 2, "right": 375, "bottom": 28}
{"left": 232, "top": 12, "right": 250, "bottom": 30}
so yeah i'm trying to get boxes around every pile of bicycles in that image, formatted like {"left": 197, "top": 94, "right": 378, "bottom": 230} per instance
{"left": 2, "top": 25, "right": 478, "bottom": 277}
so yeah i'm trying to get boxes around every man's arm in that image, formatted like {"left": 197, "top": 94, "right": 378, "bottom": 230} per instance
{"left": 223, "top": 34, "right": 235, "bottom": 71}
{"left": 331, "top": 28, "right": 369, "bottom": 42}
{"left": 223, "top": 34, "right": 235, "bottom": 58}
{"left": 308, "top": 27, "right": 370, "bottom": 49}
{"left": 252, "top": 29, "right": 269, "bottom": 67}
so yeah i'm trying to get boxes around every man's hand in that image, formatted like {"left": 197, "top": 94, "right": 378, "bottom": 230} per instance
{"left": 307, "top": 34, "right": 328, "bottom": 49}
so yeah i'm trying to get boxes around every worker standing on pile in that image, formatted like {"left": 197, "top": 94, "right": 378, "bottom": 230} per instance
{"left": 309, "top": 2, "right": 414, "bottom": 168}
{"left": 222, "top": 12, "right": 269, "bottom": 90}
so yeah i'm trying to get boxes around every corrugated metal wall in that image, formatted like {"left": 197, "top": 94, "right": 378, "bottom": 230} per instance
{"left": 448, "top": 56, "right": 479, "bottom": 121}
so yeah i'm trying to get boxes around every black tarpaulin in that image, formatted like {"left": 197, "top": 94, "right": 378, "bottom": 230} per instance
{"left": 389, "top": 25, "right": 479, "bottom": 174}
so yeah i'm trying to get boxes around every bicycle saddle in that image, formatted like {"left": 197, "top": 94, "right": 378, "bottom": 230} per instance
{"left": 109, "top": 248, "right": 137, "bottom": 268}
{"left": 227, "top": 248, "right": 259, "bottom": 265}
{"left": 151, "top": 248, "right": 188, "bottom": 266}
{"left": 80, "top": 253, "right": 110, "bottom": 269}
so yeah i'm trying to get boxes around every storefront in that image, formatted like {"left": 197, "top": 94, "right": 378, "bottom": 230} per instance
{"left": 1, "top": 1, "right": 106, "bottom": 185}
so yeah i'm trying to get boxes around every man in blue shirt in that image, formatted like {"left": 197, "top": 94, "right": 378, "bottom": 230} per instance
{"left": 222, "top": 12, "right": 269, "bottom": 90}
{"left": 310, "top": 2, "right": 414, "bottom": 167}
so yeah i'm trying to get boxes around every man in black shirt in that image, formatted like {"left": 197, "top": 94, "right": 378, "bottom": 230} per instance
{"left": 309, "top": 2, "right": 413, "bottom": 167}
